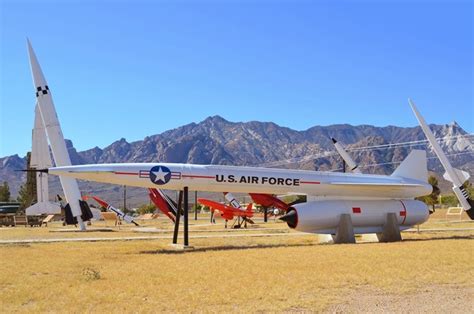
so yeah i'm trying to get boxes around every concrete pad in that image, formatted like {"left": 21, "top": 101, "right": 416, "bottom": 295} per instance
{"left": 317, "top": 234, "right": 334, "bottom": 244}
{"left": 169, "top": 243, "right": 195, "bottom": 251}
{"left": 50, "top": 228, "right": 115, "bottom": 233}
{"left": 361, "top": 233, "right": 379, "bottom": 243}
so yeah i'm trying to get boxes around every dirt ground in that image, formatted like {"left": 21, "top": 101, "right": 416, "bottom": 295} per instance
{"left": 1, "top": 211, "right": 473, "bottom": 312}
{"left": 327, "top": 285, "right": 473, "bottom": 313}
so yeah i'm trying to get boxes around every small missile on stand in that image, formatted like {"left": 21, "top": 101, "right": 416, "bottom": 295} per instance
{"left": 331, "top": 138, "right": 362, "bottom": 174}
{"left": 409, "top": 99, "right": 473, "bottom": 219}
{"left": 87, "top": 196, "right": 139, "bottom": 226}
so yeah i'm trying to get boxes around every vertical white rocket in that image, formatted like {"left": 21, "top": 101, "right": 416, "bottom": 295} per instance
{"left": 31, "top": 103, "right": 52, "bottom": 203}
{"left": 409, "top": 99, "right": 473, "bottom": 218}
{"left": 27, "top": 40, "right": 87, "bottom": 230}
{"left": 25, "top": 104, "right": 61, "bottom": 216}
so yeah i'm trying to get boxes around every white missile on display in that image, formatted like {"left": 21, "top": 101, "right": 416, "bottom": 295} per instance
{"left": 331, "top": 138, "right": 362, "bottom": 173}
{"left": 25, "top": 104, "right": 61, "bottom": 216}
{"left": 31, "top": 103, "right": 52, "bottom": 203}
{"left": 45, "top": 149, "right": 431, "bottom": 199}
{"left": 43, "top": 150, "right": 433, "bottom": 233}
{"left": 409, "top": 99, "right": 473, "bottom": 218}
{"left": 89, "top": 196, "right": 139, "bottom": 226}
{"left": 27, "top": 40, "right": 86, "bottom": 230}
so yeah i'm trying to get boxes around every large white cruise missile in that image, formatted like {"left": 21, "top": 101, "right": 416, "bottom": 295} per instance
{"left": 27, "top": 40, "right": 87, "bottom": 230}
{"left": 409, "top": 99, "right": 473, "bottom": 218}
{"left": 331, "top": 138, "right": 362, "bottom": 173}
{"left": 43, "top": 151, "right": 432, "bottom": 235}
{"left": 45, "top": 151, "right": 432, "bottom": 199}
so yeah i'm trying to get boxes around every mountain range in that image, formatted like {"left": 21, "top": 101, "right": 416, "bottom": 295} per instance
{"left": 1, "top": 115, "right": 473, "bottom": 207}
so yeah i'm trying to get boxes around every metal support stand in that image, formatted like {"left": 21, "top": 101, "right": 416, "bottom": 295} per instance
{"left": 377, "top": 212, "right": 402, "bottom": 242}
{"left": 172, "top": 191, "right": 183, "bottom": 244}
{"left": 264, "top": 207, "right": 268, "bottom": 223}
{"left": 194, "top": 190, "right": 198, "bottom": 220}
{"left": 123, "top": 185, "right": 127, "bottom": 212}
{"left": 183, "top": 187, "right": 189, "bottom": 247}
{"left": 333, "top": 214, "right": 356, "bottom": 244}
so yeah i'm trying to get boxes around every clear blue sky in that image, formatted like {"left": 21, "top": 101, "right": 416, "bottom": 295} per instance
{"left": 1, "top": 0, "right": 472, "bottom": 157}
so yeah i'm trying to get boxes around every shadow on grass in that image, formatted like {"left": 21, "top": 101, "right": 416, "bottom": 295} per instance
{"left": 139, "top": 242, "right": 317, "bottom": 254}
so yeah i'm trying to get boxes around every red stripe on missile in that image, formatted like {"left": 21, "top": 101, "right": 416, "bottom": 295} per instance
{"left": 300, "top": 181, "right": 321, "bottom": 184}
{"left": 352, "top": 207, "right": 361, "bottom": 214}
{"left": 399, "top": 200, "right": 407, "bottom": 224}
{"left": 114, "top": 171, "right": 139, "bottom": 175}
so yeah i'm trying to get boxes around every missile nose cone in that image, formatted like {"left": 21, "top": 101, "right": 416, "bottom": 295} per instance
{"left": 331, "top": 138, "right": 337, "bottom": 144}
{"left": 279, "top": 209, "right": 298, "bottom": 229}
{"left": 26, "top": 39, "right": 48, "bottom": 89}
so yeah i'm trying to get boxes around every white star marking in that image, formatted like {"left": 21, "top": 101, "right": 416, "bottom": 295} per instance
{"left": 152, "top": 167, "right": 169, "bottom": 183}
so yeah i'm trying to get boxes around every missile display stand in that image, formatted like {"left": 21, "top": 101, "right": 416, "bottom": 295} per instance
{"left": 377, "top": 213, "right": 402, "bottom": 242}
{"left": 172, "top": 187, "right": 191, "bottom": 248}
{"left": 332, "top": 214, "right": 356, "bottom": 244}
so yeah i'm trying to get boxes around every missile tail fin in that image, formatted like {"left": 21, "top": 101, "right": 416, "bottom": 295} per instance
{"left": 391, "top": 150, "right": 428, "bottom": 182}
{"left": 443, "top": 168, "right": 470, "bottom": 184}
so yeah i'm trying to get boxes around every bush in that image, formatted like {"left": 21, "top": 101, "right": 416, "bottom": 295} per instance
{"left": 136, "top": 204, "right": 156, "bottom": 215}
{"left": 82, "top": 268, "right": 101, "bottom": 281}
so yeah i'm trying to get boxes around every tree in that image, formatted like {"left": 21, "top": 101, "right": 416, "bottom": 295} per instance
{"left": 440, "top": 194, "right": 459, "bottom": 207}
{"left": 136, "top": 204, "right": 156, "bottom": 215}
{"left": 416, "top": 175, "right": 440, "bottom": 212}
{"left": 16, "top": 152, "right": 37, "bottom": 211}
{"left": 440, "top": 180, "right": 473, "bottom": 208}
{"left": 0, "top": 182, "right": 11, "bottom": 202}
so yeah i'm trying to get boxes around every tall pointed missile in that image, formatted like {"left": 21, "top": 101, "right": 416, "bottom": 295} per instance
{"left": 331, "top": 138, "right": 362, "bottom": 173}
{"left": 27, "top": 40, "right": 86, "bottom": 230}
{"left": 409, "top": 99, "right": 473, "bottom": 218}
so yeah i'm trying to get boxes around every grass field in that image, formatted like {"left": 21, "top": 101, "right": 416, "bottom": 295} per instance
{"left": 1, "top": 209, "right": 473, "bottom": 312}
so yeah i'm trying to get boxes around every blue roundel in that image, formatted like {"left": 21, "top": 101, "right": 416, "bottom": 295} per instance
{"left": 149, "top": 165, "right": 172, "bottom": 185}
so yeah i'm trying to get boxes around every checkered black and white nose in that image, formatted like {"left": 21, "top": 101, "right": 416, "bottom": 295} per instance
{"left": 35, "top": 85, "right": 49, "bottom": 97}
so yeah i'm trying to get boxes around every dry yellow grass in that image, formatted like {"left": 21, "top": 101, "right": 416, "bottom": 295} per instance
{"left": 0, "top": 209, "right": 473, "bottom": 312}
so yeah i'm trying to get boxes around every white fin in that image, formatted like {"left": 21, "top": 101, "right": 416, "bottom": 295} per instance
{"left": 443, "top": 168, "right": 471, "bottom": 184}
{"left": 391, "top": 150, "right": 428, "bottom": 182}
{"left": 25, "top": 201, "right": 61, "bottom": 215}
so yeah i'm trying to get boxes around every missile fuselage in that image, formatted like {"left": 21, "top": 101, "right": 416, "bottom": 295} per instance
{"left": 288, "top": 199, "right": 429, "bottom": 234}
{"left": 49, "top": 163, "right": 431, "bottom": 199}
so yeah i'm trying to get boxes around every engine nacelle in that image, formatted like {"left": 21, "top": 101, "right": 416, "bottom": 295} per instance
{"left": 282, "top": 199, "right": 429, "bottom": 234}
